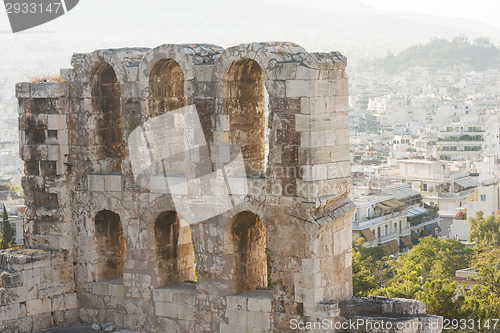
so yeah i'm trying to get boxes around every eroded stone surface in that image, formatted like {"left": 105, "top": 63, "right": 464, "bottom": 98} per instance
{"left": 1, "top": 42, "right": 441, "bottom": 333}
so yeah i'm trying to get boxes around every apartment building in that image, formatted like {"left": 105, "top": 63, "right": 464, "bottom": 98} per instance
{"left": 436, "top": 115, "right": 500, "bottom": 161}
{"left": 352, "top": 185, "right": 440, "bottom": 254}
{"left": 397, "top": 159, "right": 477, "bottom": 235}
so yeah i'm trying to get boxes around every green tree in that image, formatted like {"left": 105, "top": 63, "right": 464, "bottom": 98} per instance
{"left": 376, "top": 236, "right": 472, "bottom": 299}
{"left": 378, "top": 262, "right": 422, "bottom": 299}
{"left": 464, "top": 255, "right": 500, "bottom": 320}
{"left": 352, "top": 238, "right": 390, "bottom": 296}
{"left": 468, "top": 211, "right": 500, "bottom": 245}
{"left": 469, "top": 210, "right": 500, "bottom": 262}
{"left": 399, "top": 236, "right": 472, "bottom": 280}
{"left": 416, "top": 279, "right": 468, "bottom": 319}
{"left": 0, "top": 205, "right": 16, "bottom": 250}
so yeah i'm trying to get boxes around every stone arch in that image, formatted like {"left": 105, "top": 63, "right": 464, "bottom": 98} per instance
{"left": 153, "top": 211, "right": 195, "bottom": 287}
{"left": 213, "top": 42, "right": 307, "bottom": 83}
{"left": 71, "top": 48, "right": 147, "bottom": 86}
{"left": 213, "top": 43, "right": 307, "bottom": 176}
{"left": 138, "top": 44, "right": 224, "bottom": 147}
{"left": 138, "top": 43, "right": 224, "bottom": 103}
{"left": 141, "top": 195, "right": 199, "bottom": 287}
{"left": 147, "top": 59, "right": 186, "bottom": 117}
{"left": 75, "top": 193, "right": 138, "bottom": 284}
{"left": 94, "top": 209, "right": 126, "bottom": 281}
{"left": 90, "top": 63, "right": 125, "bottom": 173}
{"left": 230, "top": 210, "right": 268, "bottom": 293}
{"left": 224, "top": 58, "right": 267, "bottom": 176}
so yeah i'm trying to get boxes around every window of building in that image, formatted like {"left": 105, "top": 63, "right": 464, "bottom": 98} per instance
{"left": 481, "top": 195, "right": 487, "bottom": 201}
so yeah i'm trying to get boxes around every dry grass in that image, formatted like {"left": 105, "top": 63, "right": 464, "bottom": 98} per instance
{"left": 30, "top": 74, "right": 65, "bottom": 83}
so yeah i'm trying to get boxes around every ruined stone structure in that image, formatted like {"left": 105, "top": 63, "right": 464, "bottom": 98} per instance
{"left": 0, "top": 42, "right": 442, "bottom": 332}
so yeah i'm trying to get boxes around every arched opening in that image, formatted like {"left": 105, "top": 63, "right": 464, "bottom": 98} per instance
{"left": 154, "top": 211, "right": 195, "bottom": 286}
{"left": 231, "top": 211, "right": 269, "bottom": 292}
{"left": 94, "top": 210, "right": 126, "bottom": 281}
{"left": 148, "top": 59, "right": 185, "bottom": 117}
{"left": 224, "top": 59, "right": 267, "bottom": 176}
{"left": 91, "top": 63, "right": 125, "bottom": 173}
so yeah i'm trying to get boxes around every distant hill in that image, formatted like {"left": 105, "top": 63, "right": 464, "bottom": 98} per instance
{"left": 372, "top": 36, "right": 500, "bottom": 73}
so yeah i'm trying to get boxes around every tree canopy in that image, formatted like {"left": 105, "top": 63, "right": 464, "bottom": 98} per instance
{"left": 371, "top": 35, "right": 500, "bottom": 74}
{"left": 353, "top": 211, "right": 500, "bottom": 321}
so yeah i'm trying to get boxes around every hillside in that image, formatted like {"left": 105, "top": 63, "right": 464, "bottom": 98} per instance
{"left": 373, "top": 36, "right": 500, "bottom": 73}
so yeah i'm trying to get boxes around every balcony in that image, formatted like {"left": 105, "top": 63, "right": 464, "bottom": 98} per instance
{"left": 353, "top": 211, "right": 405, "bottom": 230}
{"left": 377, "top": 232, "right": 398, "bottom": 243}
{"left": 400, "top": 228, "right": 411, "bottom": 237}
{"left": 420, "top": 189, "right": 474, "bottom": 199}
{"left": 408, "top": 213, "right": 440, "bottom": 228}
{"left": 438, "top": 135, "right": 484, "bottom": 142}
{"left": 438, "top": 146, "right": 483, "bottom": 151}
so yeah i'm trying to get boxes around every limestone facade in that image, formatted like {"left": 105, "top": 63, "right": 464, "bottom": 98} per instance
{"left": 0, "top": 42, "right": 442, "bottom": 332}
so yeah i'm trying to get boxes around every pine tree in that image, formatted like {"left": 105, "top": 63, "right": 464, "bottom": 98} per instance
{"left": 0, "top": 205, "right": 16, "bottom": 249}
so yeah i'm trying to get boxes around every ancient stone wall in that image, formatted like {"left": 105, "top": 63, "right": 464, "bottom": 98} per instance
{"left": 0, "top": 249, "right": 77, "bottom": 332}
{"left": 1, "top": 42, "right": 442, "bottom": 332}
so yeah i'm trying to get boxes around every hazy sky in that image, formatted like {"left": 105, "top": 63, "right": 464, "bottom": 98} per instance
{"left": 360, "top": 0, "right": 500, "bottom": 27}
{"left": 1, "top": 0, "right": 500, "bottom": 32}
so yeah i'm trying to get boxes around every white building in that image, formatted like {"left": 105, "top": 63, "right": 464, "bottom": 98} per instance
{"left": 352, "top": 185, "right": 440, "bottom": 253}
{"left": 436, "top": 115, "right": 500, "bottom": 162}
{"left": 397, "top": 159, "right": 477, "bottom": 235}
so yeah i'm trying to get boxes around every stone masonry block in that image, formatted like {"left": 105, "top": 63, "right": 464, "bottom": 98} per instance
{"left": 194, "top": 65, "right": 214, "bottom": 82}
{"left": 108, "top": 284, "right": 125, "bottom": 298}
{"left": 227, "top": 309, "right": 247, "bottom": 326}
{"left": 275, "top": 63, "right": 298, "bottom": 80}
{"left": 176, "top": 304, "right": 195, "bottom": 321}
{"left": 47, "top": 145, "right": 59, "bottom": 161}
{"left": 227, "top": 295, "right": 248, "bottom": 311}
{"left": 91, "top": 282, "right": 109, "bottom": 295}
{"left": 0, "top": 303, "right": 21, "bottom": 322}
{"left": 247, "top": 297, "right": 272, "bottom": 313}
{"left": 300, "top": 130, "right": 337, "bottom": 148}
{"left": 87, "top": 175, "right": 104, "bottom": 192}
{"left": 153, "top": 288, "right": 173, "bottom": 303}
{"left": 286, "top": 80, "right": 310, "bottom": 98}
{"left": 21, "top": 268, "right": 41, "bottom": 286}
{"left": 301, "top": 258, "right": 321, "bottom": 274}
{"left": 31, "top": 312, "right": 54, "bottom": 331}
{"left": 296, "top": 66, "right": 320, "bottom": 80}
{"left": 104, "top": 175, "right": 123, "bottom": 192}
{"left": 47, "top": 115, "right": 66, "bottom": 130}
{"left": 248, "top": 311, "right": 271, "bottom": 329}
{"left": 30, "top": 82, "right": 69, "bottom": 98}
{"left": 16, "top": 82, "right": 30, "bottom": 98}
{"left": 295, "top": 113, "right": 349, "bottom": 132}
{"left": 26, "top": 298, "right": 51, "bottom": 316}
{"left": 58, "top": 129, "right": 69, "bottom": 144}
{"left": 155, "top": 301, "right": 177, "bottom": 318}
